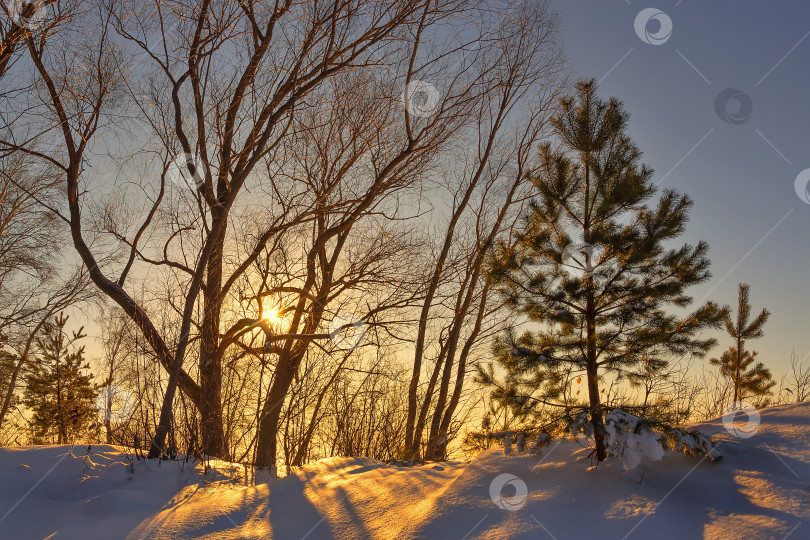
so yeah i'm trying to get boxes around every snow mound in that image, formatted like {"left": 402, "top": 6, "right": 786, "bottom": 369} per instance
{"left": 2, "top": 403, "right": 810, "bottom": 539}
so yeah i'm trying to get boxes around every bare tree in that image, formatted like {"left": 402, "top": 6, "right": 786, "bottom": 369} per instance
{"left": 0, "top": 0, "right": 69, "bottom": 78}
{"left": 786, "top": 350, "right": 810, "bottom": 403}
{"left": 6, "top": 0, "right": 485, "bottom": 463}
{"left": 403, "top": 0, "right": 565, "bottom": 459}
{"left": 94, "top": 307, "right": 134, "bottom": 444}
{"left": 0, "top": 154, "right": 92, "bottom": 435}
{"left": 3, "top": 0, "right": 570, "bottom": 472}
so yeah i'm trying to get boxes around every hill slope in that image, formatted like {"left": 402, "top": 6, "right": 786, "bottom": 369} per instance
{"left": 2, "top": 403, "right": 809, "bottom": 539}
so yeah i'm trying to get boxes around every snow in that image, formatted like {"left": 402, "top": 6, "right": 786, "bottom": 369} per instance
{"left": 603, "top": 410, "right": 666, "bottom": 470}
{"left": 2, "top": 403, "right": 810, "bottom": 539}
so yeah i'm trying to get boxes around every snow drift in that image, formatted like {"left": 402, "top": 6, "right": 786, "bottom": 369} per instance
{"left": 2, "top": 402, "right": 810, "bottom": 539}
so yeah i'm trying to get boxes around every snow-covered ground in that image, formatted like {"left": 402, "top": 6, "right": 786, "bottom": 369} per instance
{"left": 2, "top": 403, "right": 810, "bottom": 539}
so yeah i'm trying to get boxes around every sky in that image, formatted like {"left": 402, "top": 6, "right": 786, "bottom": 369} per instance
{"left": 548, "top": 0, "right": 810, "bottom": 378}
{"left": 67, "top": 0, "right": 810, "bottom": 388}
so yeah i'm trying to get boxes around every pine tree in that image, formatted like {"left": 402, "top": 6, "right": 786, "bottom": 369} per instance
{"left": 483, "top": 79, "right": 725, "bottom": 462}
{"left": 710, "top": 283, "right": 773, "bottom": 405}
{"left": 24, "top": 313, "right": 96, "bottom": 444}
{"left": 0, "top": 348, "right": 17, "bottom": 419}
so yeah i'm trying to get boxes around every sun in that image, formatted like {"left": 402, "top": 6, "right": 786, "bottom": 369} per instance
{"left": 260, "top": 304, "right": 287, "bottom": 329}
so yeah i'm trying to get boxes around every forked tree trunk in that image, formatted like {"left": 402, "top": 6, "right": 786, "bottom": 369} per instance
{"left": 435, "top": 287, "right": 489, "bottom": 459}
{"left": 411, "top": 338, "right": 451, "bottom": 460}
{"left": 404, "top": 179, "right": 482, "bottom": 458}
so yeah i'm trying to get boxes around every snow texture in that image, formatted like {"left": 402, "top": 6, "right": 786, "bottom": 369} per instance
{"left": 2, "top": 402, "right": 810, "bottom": 539}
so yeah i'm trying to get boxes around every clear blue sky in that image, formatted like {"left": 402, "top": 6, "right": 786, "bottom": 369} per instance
{"left": 549, "top": 0, "right": 810, "bottom": 376}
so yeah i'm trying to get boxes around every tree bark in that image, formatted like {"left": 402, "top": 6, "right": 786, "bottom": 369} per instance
{"left": 198, "top": 207, "right": 228, "bottom": 459}
{"left": 734, "top": 336, "right": 743, "bottom": 404}
{"left": 412, "top": 337, "right": 451, "bottom": 460}
{"left": 435, "top": 287, "right": 489, "bottom": 459}
{"left": 583, "top": 157, "right": 607, "bottom": 461}
{"left": 585, "top": 298, "right": 607, "bottom": 461}
{"left": 254, "top": 353, "right": 297, "bottom": 469}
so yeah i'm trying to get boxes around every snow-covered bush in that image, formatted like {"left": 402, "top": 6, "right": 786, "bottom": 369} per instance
{"left": 572, "top": 409, "right": 720, "bottom": 469}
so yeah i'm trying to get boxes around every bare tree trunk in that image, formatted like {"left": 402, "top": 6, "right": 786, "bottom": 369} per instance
{"left": 412, "top": 337, "right": 452, "bottom": 458}
{"left": 255, "top": 354, "right": 297, "bottom": 469}
{"left": 431, "top": 160, "right": 528, "bottom": 458}
{"left": 291, "top": 354, "right": 350, "bottom": 466}
{"left": 424, "top": 262, "right": 479, "bottom": 459}
{"left": 199, "top": 209, "right": 228, "bottom": 459}
{"left": 436, "top": 287, "right": 489, "bottom": 458}
{"left": 404, "top": 179, "right": 478, "bottom": 457}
